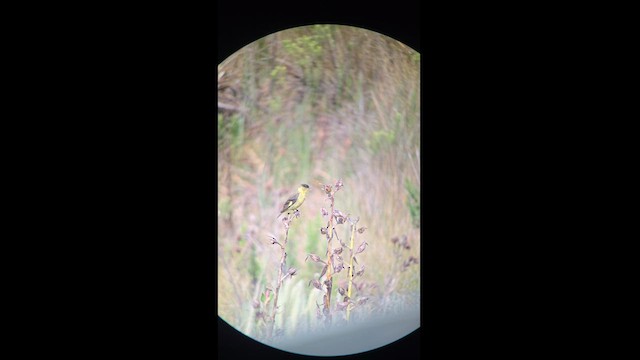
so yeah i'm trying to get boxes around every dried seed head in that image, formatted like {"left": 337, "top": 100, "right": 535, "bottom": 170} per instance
{"left": 355, "top": 264, "right": 365, "bottom": 277}
{"left": 321, "top": 208, "right": 328, "bottom": 217}
{"left": 305, "top": 254, "right": 325, "bottom": 264}
{"left": 333, "top": 247, "right": 343, "bottom": 255}
{"left": 320, "top": 227, "right": 327, "bottom": 235}
{"left": 319, "top": 264, "right": 328, "bottom": 279}
{"left": 402, "top": 256, "right": 419, "bottom": 270}
{"left": 400, "top": 235, "right": 409, "bottom": 249}
{"left": 335, "top": 178, "right": 343, "bottom": 191}
{"left": 338, "top": 287, "right": 345, "bottom": 296}
{"left": 287, "top": 267, "right": 297, "bottom": 276}
{"left": 333, "top": 209, "right": 347, "bottom": 224}
{"left": 357, "top": 227, "right": 367, "bottom": 234}
{"left": 309, "top": 279, "right": 323, "bottom": 290}
{"left": 355, "top": 241, "right": 369, "bottom": 254}
{"left": 324, "top": 279, "right": 332, "bottom": 288}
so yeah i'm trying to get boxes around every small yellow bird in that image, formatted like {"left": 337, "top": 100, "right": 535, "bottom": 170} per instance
{"left": 277, "top": 184, "right": 310, "bottom": 219}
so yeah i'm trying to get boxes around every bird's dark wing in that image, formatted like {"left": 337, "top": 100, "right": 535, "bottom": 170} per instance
{"left": 281, "top": 192, "right": 299, "bottom": 212}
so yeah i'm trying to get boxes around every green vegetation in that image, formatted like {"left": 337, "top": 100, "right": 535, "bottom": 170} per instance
{"left": 404, "top": 179, "right": 420, "bottom": 228}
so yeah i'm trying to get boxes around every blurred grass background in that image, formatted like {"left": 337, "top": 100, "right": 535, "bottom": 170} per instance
{"left": 218, "top": 25, "right": 420, "bottom": 338}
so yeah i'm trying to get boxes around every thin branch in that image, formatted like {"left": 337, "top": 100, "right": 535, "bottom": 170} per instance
{"left": 346, "top": 218, "right": 358, "bottom": 320}
{"left": 269, "top": 215, "right": 294, "bottom": 337}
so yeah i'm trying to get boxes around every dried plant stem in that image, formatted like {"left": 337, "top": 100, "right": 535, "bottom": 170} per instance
{"left": 346, "top": 222, "right": 357, "bottom": 321}
{"left": 323, "top": 195, "right": 335, "bottom": 324}
{"left": 269, "top": 225, "right": 289, "bottom": 337}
